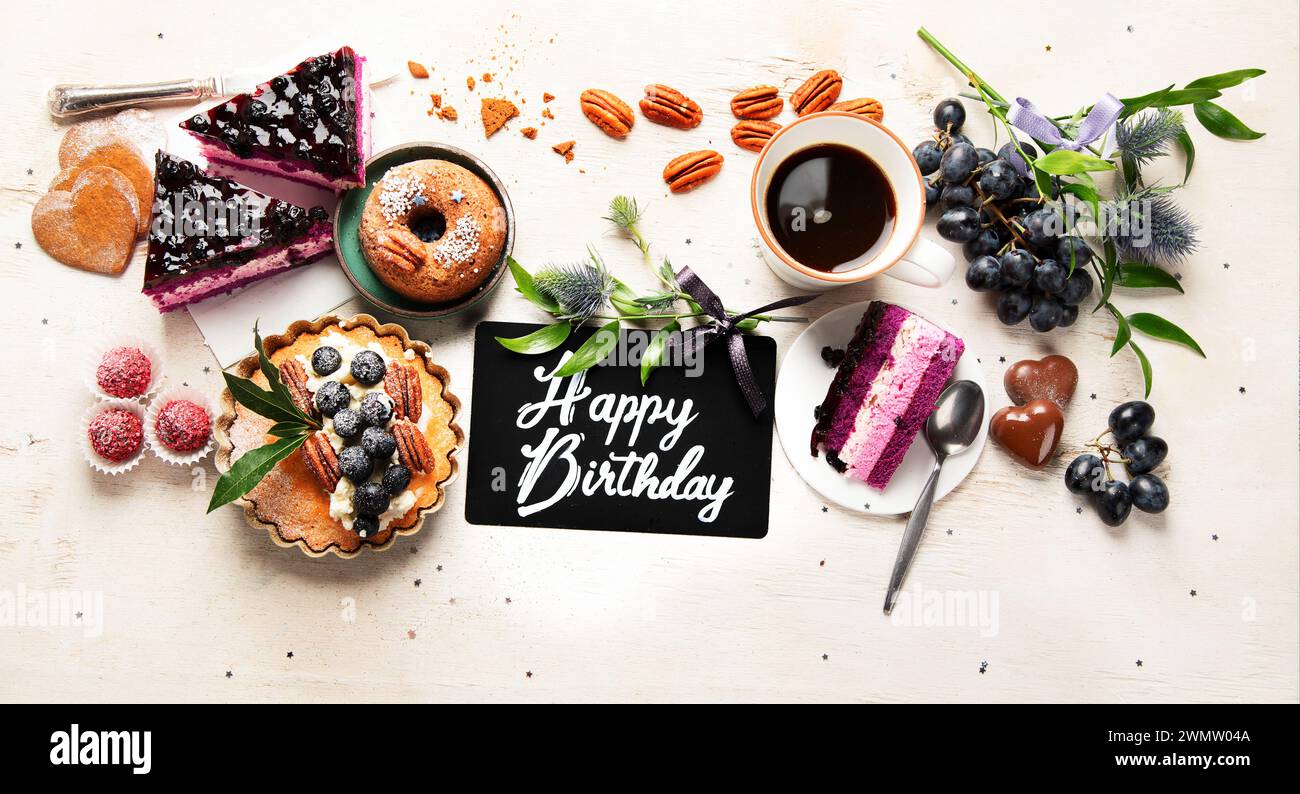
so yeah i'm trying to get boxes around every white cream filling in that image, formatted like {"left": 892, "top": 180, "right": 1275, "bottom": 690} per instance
{"left": 837, "top": 316, "right": 922, "bottom": 467}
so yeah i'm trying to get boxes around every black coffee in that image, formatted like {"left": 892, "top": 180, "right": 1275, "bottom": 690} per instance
{"left": 765, "top": 143, "right": 896, "bottom": 272}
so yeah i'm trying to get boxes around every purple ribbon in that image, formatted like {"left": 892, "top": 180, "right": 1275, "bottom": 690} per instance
{"left": 1004, "top": 92, "right": 1123, "bottom": 175}
{"left": 673, "top": 266, "right": 816, "bottom": 419}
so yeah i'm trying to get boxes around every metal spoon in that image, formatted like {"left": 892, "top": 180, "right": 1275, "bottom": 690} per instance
{"left": 883, "top": 379, "right": 985, "bottom": 614}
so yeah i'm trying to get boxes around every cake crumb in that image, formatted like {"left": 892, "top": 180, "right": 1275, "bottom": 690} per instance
{"left": 482, "top": 72, "right": 493, "bottom": 83}
{"left": 521, "top": 126, "right": 538, "bottom": 139}
{"left": 467, "top": 76, "right": 476, "bottom": 91}
{"left": 552, "top": 140, "right": 575, "bottom": 163}
{"left": 439, "top": 106, "right": 458, "bottom": 121}
{"left": 543, "top": 92, "right": 555, "bottom": 103}
{"left": 481, "top": 98, "right": 519, "bottom": 137}
{"left": 407, "top": 61, "right": 429, "bottom": 79}
{"left": 541, "top": 107, "right": 554, "bottom": 120}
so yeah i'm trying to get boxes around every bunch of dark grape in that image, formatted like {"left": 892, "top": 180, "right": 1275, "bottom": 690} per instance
{"left": 912, "top": 98, "right": 1094, "bottom": 333}
{"left": 1064, "top": 400, "right": 1170, "bottom": 526}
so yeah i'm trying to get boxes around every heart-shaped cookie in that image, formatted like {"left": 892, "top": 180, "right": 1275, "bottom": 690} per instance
{"left": 1004, "top": 354, "right": 1078, "bottom": 409}
{"left": 51, "top": 142, "right": 152, "bottom": 236}
{"left": 989, "top": 398, "right": 1064, "bottom": 468}
{"left": 32, "top": 165, "right": 139, "bottom": 274}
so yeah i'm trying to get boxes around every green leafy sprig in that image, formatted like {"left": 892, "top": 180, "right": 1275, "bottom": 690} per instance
{"left": 497, "top": 196, "right": 806, "bottom": 385}
{"left": 207, "top": 323, "right": 321, "bottom": 513}
{"left": 916, "top": 27, "right": 1264, "bottom": 396}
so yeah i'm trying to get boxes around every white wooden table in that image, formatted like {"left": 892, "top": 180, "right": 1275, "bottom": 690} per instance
{"left": 2, "top": 0, "right": 1296, "bottom": 703}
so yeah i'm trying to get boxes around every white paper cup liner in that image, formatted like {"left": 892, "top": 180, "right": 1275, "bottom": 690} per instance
{"left": 80, "top": 399, "right": 147, "bottom": 475}
{"left": 86, "top": 335, "right": 164, "bottom": 402}
{"left": 145, "top": 384, "right": 217, "bottom": 466}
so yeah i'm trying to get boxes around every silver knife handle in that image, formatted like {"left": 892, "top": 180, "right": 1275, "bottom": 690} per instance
{"left": 48, "top": 77, "right": 219, "bottom": 118}
{"left": 883, "top": 458, "right": 944, "bottom": 614}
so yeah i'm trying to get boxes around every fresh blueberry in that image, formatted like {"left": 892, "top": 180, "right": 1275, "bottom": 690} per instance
{"left": 352, "top": 513, "right": 379, "bottom": 538}
{"left": 963, "top": 228, "right": 1002, "bottom": 261}
{"left": 913, "top": 140, "right": 943, "bottom": 175}
{"left": 382, "top": 464, "right": 412, "bottom": 496}
{"left": 1033, "top": 258, "right": 1068, "bottom": 295}
{"left": 311, "top": 346, "right": 342, "bottom": 376}
{"left": 999, "top": 250, "right": 1036, "bottom": 287}
{"left": 933, "top": 98, "right": 966, "bottom": 133}
{"left": 940, "top": 184, "right": 976, "bottom": 211}
{"left": 361, "top": 426, "right": 396, "bottom": 459}
{"left": 937, "top": 206, "right": 981, "bottom": 243}
{"left": 1109, "top": 401, "right": 1155, "bottom": 443}
{"left": 997, "top": 141, "right": 1038, "bottom": 162}
{"left": 1058, "top": 303, "right": 1080, "bottom": 327}
{"left": 1065, "top": 454, "right": 1104, "bottom": 495}
{"left": 975, "top": 147, "right": 996, "bottom": 167}
{"left": 965, "top": 256, "right": 1003, "bottom": 291}
{"left": 351, "top": 351, "right": 386, "bottom": 386}
{"left": 1094, "top": 480, "right": 1132, "bottom": 526}
{"left": 338, "top": 446, "right": 374, "bottom": 483}
{"left": 353, "top": 482, "right": 390, "bottom": 516}
{"left": 924, "top": 180, "right": 942, "bottom": 209}
{"left": 1057, "top": 268, "right": 1094, "bottom": 305}
{"left": 1129, "top": 473, "right": 1169, "bottom": 513}
{"left": 1028, "top": 294, "right": 1064, "bottom": 332}
{"left": 996, "top": 288, "right": 1033, "bottom": 325}
{"left": 360, "top": 392, "right": 393, "bottom": 427}
{"left": 332, "top": 408, "right": 362, "bottom": 439}
{"left": 978, "top": 160, "right": 1019, "bottom": 200}
{"left": 939, "top": 142, "right": 979, "bottom": 184}
{"left": 1057, "top": 236, "right": 1093, "bottom": 269}
{"left": 1021, "top": 208, "right": 1059, "bottom": 247}
{"left": 1123, "top": 436, "right": 1167, "bottom": 474}
{"left": 314, "top": 380, "right": 351, "bottom": 417}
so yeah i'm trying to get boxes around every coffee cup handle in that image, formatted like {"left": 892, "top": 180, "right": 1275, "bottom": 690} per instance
{"left": 885, "top": 237, "right": 954, "bottom": 288}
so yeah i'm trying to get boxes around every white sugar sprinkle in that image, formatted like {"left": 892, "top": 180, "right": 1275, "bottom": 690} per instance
{"left": 433, "top": 215, "right": 482, "bottom": 267}
{"left": 377, "top": 175, "right": 424, "bottom": 224}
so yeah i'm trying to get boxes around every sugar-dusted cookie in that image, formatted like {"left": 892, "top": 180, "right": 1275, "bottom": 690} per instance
{"left": 32, "top": 165, "right": 139, "bottom": 274}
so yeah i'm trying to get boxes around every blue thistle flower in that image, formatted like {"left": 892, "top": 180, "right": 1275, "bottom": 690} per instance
{"left": 1116, "top": 109, "right": 1185, "bottom": 169}
{"left": 533, "top": 249, "right": 615, "bottom": 321}
{"left": 1108, "top": 187, "right": 1200, "bottom": 265}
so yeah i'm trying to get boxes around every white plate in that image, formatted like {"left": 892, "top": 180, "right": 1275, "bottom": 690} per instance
{"left": 775, "top": 301, "right": 988, "bottom": 516}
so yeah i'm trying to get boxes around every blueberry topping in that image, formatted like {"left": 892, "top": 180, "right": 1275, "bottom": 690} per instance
{"left": 353, "top": 482, "right": 390, "bottom": 516}
{"left": 361, "top": 426, "right": 396, "bottom": 459}
{"left": 350, "top": 350, "right": 385, "bottom": 386}
{"left": 311, "top": 346, "right": 342, "bottom": 376}
{"left": 382, "top": 464, "right": 412, "bottom": 496}
{"left": 187, "top": 114, "right": 210, "bottom": 133}
{"left": 352, "top": 513, "right": 379, "bottom": 538}
{"left": 314, "top": 380, "right": 351, "bottom": 417}
{"left": 309, "top": 206, "right": 329, "bottom": 222}
{"left": 338, "top": 446, "right": 374, "bottom": 483}
{"left": 332, "top": 407, "right": 362, "bottom": 439}
{"left": 360, "top": 392, "right": 393, "bottom": 427}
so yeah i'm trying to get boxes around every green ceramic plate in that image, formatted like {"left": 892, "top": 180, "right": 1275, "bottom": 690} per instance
{"left": 333, "top": 142, "right": 515, "bottom": 318}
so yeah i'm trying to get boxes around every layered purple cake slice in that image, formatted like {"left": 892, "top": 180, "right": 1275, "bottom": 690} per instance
{"left": 811, "top": 302, "right": 964, "bottom": 490}
{"left": 142, "top": 152, "right": 333, "bottom": 312}
{"left": 179, "top": 46, "right": 371, "bottom": 192}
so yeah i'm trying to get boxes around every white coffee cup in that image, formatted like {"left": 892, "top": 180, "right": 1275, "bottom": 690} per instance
{"left": 750, "top": 112, "right": 954, "bottom": 291}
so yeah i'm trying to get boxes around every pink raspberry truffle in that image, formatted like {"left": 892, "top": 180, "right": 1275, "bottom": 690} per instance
{"left": 96, "top": 346, "right": 153, "bottom": 398}
{"left": 154, "top": 399, "right": 211, "bottom": 452}
{"left": 87, "top": 408, "right": 144, "bottom": 462}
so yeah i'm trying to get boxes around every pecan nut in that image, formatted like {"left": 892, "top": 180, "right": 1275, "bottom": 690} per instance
{"left": 730, "top": 86, "right": 783, "bottom": 120}
{"left": 393, "top": 420, "right": 433, "bottom": 473}
{"left": 580, "top": 89, "right": 635, "bottom": 138}
{"left": 379, "top": 233, "right": 423, "bottom": 272}
{"left": 730, "top": 120, "right": 781, "bottom": 152}
{"left": 790, "top": 69, "right": 843, "bottom": 116}
{"left": 384, "top": 361, "right": 423, "bottom": 422}
{"left": 639, "top": 84, "right": 703, "bottom": 129}
{"left": 301, "top": 432, "right": 341, "bottom": 493}
{"left": 278, "top": 359, "right": 317, "bottom": 418}
{"left": 663, "top": 150, "right": 724, "bottom": 193}
{"left": 829, "top": 97, "right": 884, "bottom": 122}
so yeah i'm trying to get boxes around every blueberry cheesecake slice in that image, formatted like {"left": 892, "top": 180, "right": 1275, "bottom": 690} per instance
{"left": 179, "top": 46, "right": 371, "bottom": 192}
{"left": 142, "top": 152, "right": 333, "bottom": 312}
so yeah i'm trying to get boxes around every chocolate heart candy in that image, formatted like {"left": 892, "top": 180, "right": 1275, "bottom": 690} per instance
{"left": 1004, "top": 354, "right": 1078, "bottom": 409}
{"left": 989, "top": 398, "right": 1064, "bottom": 468}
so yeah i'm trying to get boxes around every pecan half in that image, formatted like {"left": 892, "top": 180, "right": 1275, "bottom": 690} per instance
{"left": 580, "top": 89, "right": 635, "bottom": 138}
{"left": 663, "top": 150, "right": 724, "bottom": 194}
{"left": 731, "top": 86, "right": 783, "bottom": 120}
{"left": 639, "top": 84, "right": 703, "bottom": 129}
{"left": 392, "top": 421, "right": 433, "bottom": 473}
{"left": 731, "top": 120, "right": 781, "bottom": 152}
{"left": 384, "top": 361, "right": 423, "bottom": 423}
{"left": 829, "top": 97, "right": 884, "bottom": 122}
{"left": 278, "top": 359, "right": 317, "bottom": 418}
{"left": 379, "top": 233, "right": 423, "bottom": 272}
{"left": 301, "top": 432, "right": 341, "bottom": 493}
{"left": 790, "top": 69, "right": 843, "bottom": 116}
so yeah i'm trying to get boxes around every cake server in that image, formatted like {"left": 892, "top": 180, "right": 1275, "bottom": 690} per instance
{"left": 47, "top": 62, "right": 398, "bottom": 118}
{"left": 883, "top": 379, "right": 984, "bottom": 614}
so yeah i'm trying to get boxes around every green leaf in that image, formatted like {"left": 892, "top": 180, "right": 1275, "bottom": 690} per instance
{"left": 1032, "top": 165, "right": 1054, "bottom": 200}
{"left": 1126, "top": 312, "right": 1206, "bottom": 357}
{"left": 735, "top": 317, "right": 760, "bottom": 332}
{"left": 658, "top": 257, "right": 679, "bottom": 288}
{"left": 1034, "top": 150, "right": 1115, "bottom": 175}
{"left": 1058, "top": 182, "right": 1100, "bottom": 224}
{"left": 1122, "top": 87, "right": 1221, "bottom": 116}
{"left": 1114, "top": 263, "right": 1185, "bottom": 293}
{"left": 1095, "top": 240, "right": 1118, "bottom": 311}
{"left": 639, "top": 319, "right": 680, "bottom": 386}
{"left": 1106, "top": 303, "right": 1131, "bottom": 356}
{"left": 1128, "top": 340, "right": 1153, "bottom": 398}
{"left": 266, "top": 421, "right": 311, "bottom": 438}
{"left": 551, "top": 320, "right": 620, "bottom": 378}
{"left": 1193, "top": 101, "right": 1264, "bottom": 140}
{"left": 1120, "top": 85, "right": 1174, "bottom": 117}
{"left": 223, "top": 371, "right": 309, "bottom": 426}
{"left": 1175, "top": 128, "right": 1195, "bottom": 183}
{"left": 495, "top": 322, "right": 572, "bottom": 354}
{"left": 506, "top": 256, "right": 561, "bottom": 313}
{"left": 1186, "top": 69, "right": 1265, "bottom": 90}
{"left": 207, "top": 433, "right": 309, "bottom": 513}
{"left": 253, "top": 321, "right": 294, "bottom": 406}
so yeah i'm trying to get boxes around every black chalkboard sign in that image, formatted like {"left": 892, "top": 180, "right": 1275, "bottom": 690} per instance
{"left": 466, "top": 321, "right": 775, "bottom": 539}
